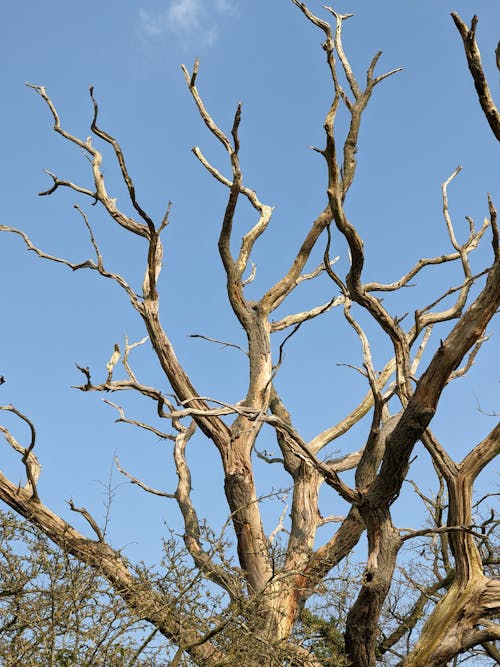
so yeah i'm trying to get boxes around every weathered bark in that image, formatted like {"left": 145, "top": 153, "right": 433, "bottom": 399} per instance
{"left": 451, "top": 13, "right": 500, "bottom": 141}
{"left": 345, "top": 257, "right": 500, "bottom": 666}
{"left": 404, "top": 424, "right": 500, "bottom": 666}
{"left": 143, "top": 295, "right": 273, "bottom": 593}
{"left": 223, "top": 450, "right": 273, "bottom": 593}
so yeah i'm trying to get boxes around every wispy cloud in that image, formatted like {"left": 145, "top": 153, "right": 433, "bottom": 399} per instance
{"left": 139, "top": 0, "right": 236, "bottom": 48}
{"left": 213, "top": 0, "right": 235, "bottom": 16}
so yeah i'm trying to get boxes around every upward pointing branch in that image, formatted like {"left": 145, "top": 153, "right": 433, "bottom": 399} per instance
{"left": 451, "top": 13, "right": 500, "bottom": 141}
{"left": 89, "top": 87, "right": 157, "bottom": 235}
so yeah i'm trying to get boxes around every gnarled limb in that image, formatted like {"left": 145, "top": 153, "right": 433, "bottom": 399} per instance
{"left": 406, "top": 424, "right": 500, "bottom": 665}
{"left": 345, "top": 250, "right": 500, "bottom": 665}
{"left": 451, "top": 13, "right": 500, "bottom": 141}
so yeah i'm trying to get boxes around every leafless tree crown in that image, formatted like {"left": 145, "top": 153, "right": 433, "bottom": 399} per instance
{"left": 0, "top": 5, "right": 499, "bottom": 666}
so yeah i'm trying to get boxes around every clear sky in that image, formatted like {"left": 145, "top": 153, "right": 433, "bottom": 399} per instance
{"left": 1, "top": 1, "right": 499, "bottom": 565}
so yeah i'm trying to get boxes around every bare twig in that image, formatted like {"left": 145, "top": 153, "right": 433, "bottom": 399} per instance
{"left": 263, "top": 414, "right": 359, "bottom": 505}
{"left": 0, "top": 222, "right": 142, "bottom": 311}
{"left": 254, "top": 448, "right": 284, "bottom": 465}
{"left": 68, "top": 499, "right": 104, "bottom": 542}
{"left": 269, "top": 497, "right": 290, "bottom": 544}
{"left": 399, "top": 524, "right": 486, "bottom": 543}
{"left": 122, "top": 335, "right": 149, "bottom": 383}
{"left": 114, "top": 458, "right": 174, "bottom": 498}
{"left": 188, "top": 334, "right": 248, "bottom": 356}
{"left": 104, "top": 401, "right": 175, "bottom": 441}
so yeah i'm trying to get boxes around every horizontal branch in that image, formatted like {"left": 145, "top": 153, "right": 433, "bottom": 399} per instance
{"left": 271, "top": 295, "right": 344, "bottom": 332}
{"left": 0, "top": 222, "right": 142, "bottom": 312}
{"left": 104, "top": 400, "right": 175, "bottom": 441}
{"left": 399, "top": 524, "right": 486, "bottom": 544}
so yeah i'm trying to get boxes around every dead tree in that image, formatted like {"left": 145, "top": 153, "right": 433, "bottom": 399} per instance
{"left": 0, "top": 5, "right": 498, "bottom": 666}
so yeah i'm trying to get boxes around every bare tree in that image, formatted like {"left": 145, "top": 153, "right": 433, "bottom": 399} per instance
{"left": 0, "top": 5, "right": 499, "bottom": 666}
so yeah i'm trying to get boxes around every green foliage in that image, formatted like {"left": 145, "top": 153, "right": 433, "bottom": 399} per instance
{"left": 298, "top": 609, "right": 349, "bottom": 666}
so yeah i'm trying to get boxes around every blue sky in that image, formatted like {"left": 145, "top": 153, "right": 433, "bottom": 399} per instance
{"left": 1, "top": 1, "right": 499, "bottom": 566}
